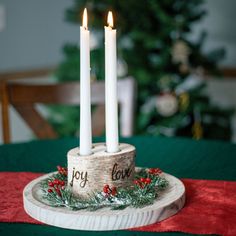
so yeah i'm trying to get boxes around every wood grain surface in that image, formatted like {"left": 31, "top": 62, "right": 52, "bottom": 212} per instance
{"left": 23, "top": 171, "right": 185, "bottom": 230}
{"left": 67, "top": 143, "right": 136, "bottom": 197}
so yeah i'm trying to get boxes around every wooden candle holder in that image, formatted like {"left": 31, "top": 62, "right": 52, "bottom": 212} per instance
{"left": 67, "top": 143, "right": 136, "bottom": 197}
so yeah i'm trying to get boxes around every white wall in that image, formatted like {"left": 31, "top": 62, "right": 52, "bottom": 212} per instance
{"left": 198, "top": 0, "right": 236, "bottom": 142}
{"left": 207, "top": 79, "right": 236, "bottom": 142}
{"left": 0, "top": 0, "right": 79, "bottom": 72}
{"left": 192, "top": 0, "right": 236, "bottom": 67}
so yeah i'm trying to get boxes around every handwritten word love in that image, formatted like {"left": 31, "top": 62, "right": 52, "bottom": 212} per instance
{"left": 112, "top": 163, "right": 132, "bottom": 181}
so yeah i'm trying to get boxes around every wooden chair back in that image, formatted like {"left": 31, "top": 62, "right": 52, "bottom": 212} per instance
{"left": 0, "top": 81, "right": 10, "bottom": 143}
{"left": 1, "top": 77, "right": 136, "bottom": 143}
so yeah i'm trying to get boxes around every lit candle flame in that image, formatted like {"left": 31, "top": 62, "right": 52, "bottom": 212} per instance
{"left": 83, "top": 8, "right": 88, "bottom": 29}
{"left": 107, "top": 11, "right": 113, "bottom": 28}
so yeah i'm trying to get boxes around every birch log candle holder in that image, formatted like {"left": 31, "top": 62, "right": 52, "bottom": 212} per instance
{"left": 67, "top": 143, "right": 136, "bottom": 198}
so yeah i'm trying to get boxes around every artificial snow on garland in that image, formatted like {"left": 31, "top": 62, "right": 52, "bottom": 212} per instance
{"left": 40, "top": 166, "right": 169, "bottom": 211}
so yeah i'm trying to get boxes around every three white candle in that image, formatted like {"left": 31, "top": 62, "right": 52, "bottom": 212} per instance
{"left": 80, "top": 8, "right": 92, "bottom": 155}
{"left": 105, "top": 11, "right": 119, "bottom": 153}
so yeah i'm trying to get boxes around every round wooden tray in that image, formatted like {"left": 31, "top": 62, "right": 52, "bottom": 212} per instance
{"left": 23, "top": 171, "right": 185, "bottom": 231}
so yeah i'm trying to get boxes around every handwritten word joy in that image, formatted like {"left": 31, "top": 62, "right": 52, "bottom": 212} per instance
{"left": 70, "top": 168, "right": 88, "bottom": 188}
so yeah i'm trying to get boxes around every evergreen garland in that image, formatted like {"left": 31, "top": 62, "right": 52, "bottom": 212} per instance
{"left": 40, "top": 166, "right": 168, "bottom": 211}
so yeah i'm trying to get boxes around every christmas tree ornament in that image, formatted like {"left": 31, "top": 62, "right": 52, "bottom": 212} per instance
{"left": 172, "top": 40, "right": 191, "bottom": 65}
{"left": 156, "top": 93, "right": 178, "bottom": 117}
{"left": 192, "top": 122, "right": 203, "bottom": 140}
{"left": 192, "top": 107, "right": 203, "bottom": 140}
{"left": 158, "top": 75, "right": 173, "bottom": 90}
{"left": 179, "top": 92, "right": 190, "bottom": 112}
{"left": 179, "top": 63, "right": 190, "bottom": 74}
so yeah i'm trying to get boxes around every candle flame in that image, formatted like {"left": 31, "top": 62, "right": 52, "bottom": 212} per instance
{"left": 83, "top": 8, "right": 88, "bottom": 29}
{"left": 107, "top": 11, "right": 113, "bottom": 28}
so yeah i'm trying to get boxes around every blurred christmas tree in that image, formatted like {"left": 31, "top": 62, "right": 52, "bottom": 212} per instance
{"left": 53, "top": 0, "right": 234, "bottom": 140}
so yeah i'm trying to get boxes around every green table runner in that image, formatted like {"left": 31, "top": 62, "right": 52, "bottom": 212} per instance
{"left": 1, "top": 136, "right": 236, "bottom": 236}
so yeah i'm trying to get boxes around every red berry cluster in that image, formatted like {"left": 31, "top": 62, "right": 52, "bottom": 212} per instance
{"left": 57, "top": 166, "right": 67, "bottom": 176}
{"left": 134, "top": 177, "right": 151, "bottom": 188}
{"left": 148, "top": 168, "right": 162, "bottom": 175}
{"left": 48, "top": 179, "right": 65, "bottom": 197}
{"left": 103, "top": 184, "right": 117, "bottom": 196}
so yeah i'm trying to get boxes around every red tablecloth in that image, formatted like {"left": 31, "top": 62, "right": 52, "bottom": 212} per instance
{"left": 0, "top": 172, "right": 236, "bottom": 236}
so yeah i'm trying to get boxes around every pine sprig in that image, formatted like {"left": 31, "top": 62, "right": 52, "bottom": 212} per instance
{"left": 40, "top": 166, "right": 168, "bottom": 211}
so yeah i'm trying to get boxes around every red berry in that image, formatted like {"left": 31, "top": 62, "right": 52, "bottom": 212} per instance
{"left": 134, "top": 180, "right": 139, "bottom": 185}
{"left": 55, "top": 188, "right": 61, "bottom": 197}
{"left": 48, "top": 189, "right": 53, "bottom": 193}
{"left": 48, "top": 181, "right": 54, "bottom": 187}
{"left": 148, "top": 168, "right": 162, "bottom": 175}
{"left": 60, "top": 181, "right": 65, "bottom": 186}
{"left": 103, "top": 188, "right": 109, "bottom": 194}
{"left": 145, "top": 178, "right": 151, "bottom": 184}
{"left": 62, "top": 170, "right": 68, "bottom": 176}
{"left": 103, "top": 184, "right": 110, "bottom": 194}
{"left": 111, "top": 187, "right": 117, "bottom": 196}
{"left": 148, "top": 168, "right": 155, "bottom": 174}
{"left": 53, "top": 179, "right": 59, "bottom": 185}
{"left": 140, "top": 178, "right": 146, "bottom": 183}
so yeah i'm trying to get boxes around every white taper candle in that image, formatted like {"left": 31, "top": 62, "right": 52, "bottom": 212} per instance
{"left": 105, "top": 11, "right": 119, "bottom": 153}
{"left": 80, "top": 8, "right": 92, "bottom": 155}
